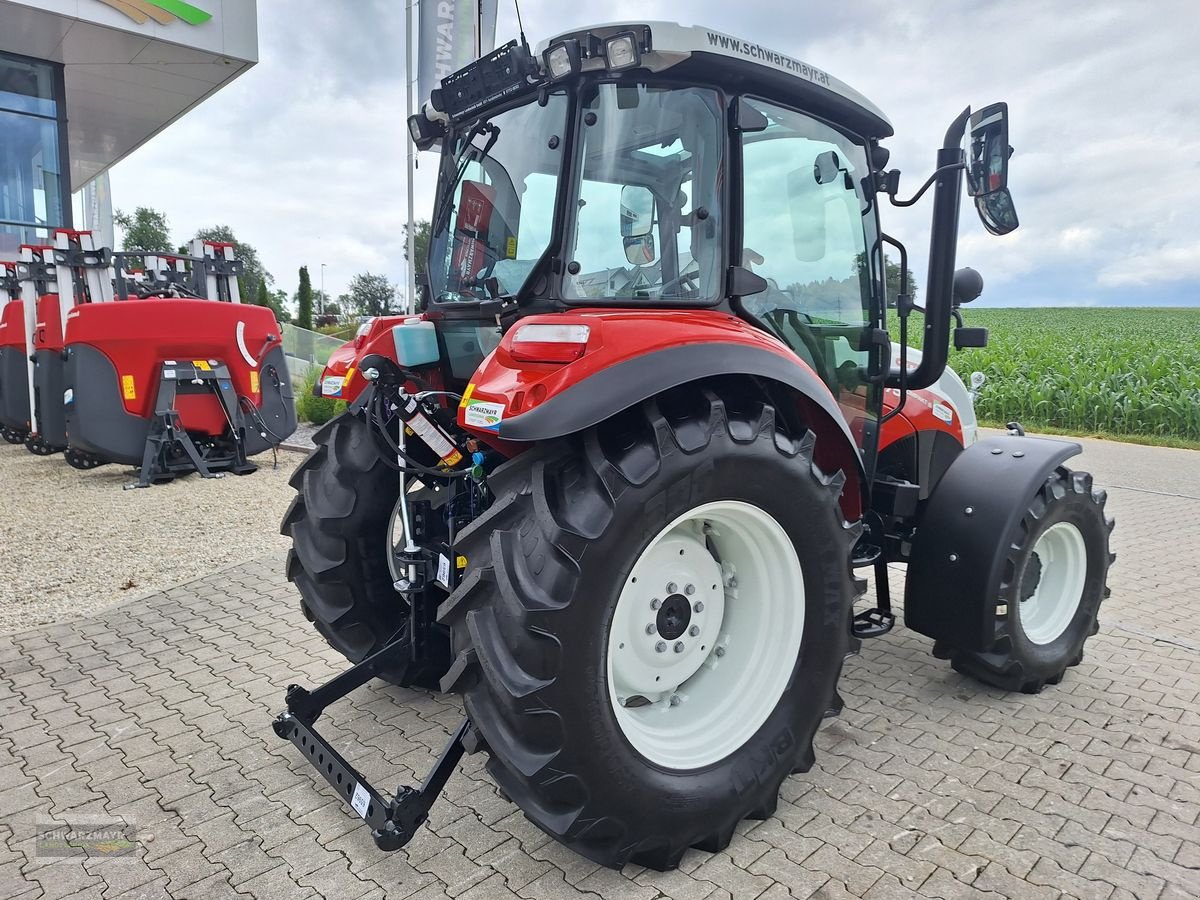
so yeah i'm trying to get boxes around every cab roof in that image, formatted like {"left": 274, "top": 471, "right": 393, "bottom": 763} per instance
{"left": 539, "top": 21, "right": 894, "bottom": 140}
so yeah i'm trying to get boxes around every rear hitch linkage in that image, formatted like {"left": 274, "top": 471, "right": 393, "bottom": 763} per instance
{"left": 271, "top": 637, "right": 471, "bottom": 852}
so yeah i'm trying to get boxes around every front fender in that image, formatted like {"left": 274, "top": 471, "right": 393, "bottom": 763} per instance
{"left": 460, "top": 310, "right": 866, "bottom": 514}
{"left": 904, "top": 434, "right": 1082, "bottom": 650}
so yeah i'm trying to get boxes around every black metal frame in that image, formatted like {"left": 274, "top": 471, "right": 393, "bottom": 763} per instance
{"left": 129, "top": 360, "right": 256, "bottom": 488}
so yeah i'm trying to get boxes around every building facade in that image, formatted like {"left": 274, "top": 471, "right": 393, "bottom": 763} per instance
{"left": 0, "top": 0, "right": 257, "bottom": 259}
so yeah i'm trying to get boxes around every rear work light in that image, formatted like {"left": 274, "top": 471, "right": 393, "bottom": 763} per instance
{"left": 605, "top": 32, "right": 641, "bottom": 71}
{"left": 510, "top": 323, "right": 591, "bottom": 363}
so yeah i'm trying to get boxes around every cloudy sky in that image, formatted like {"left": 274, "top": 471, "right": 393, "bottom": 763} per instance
{"left": 108, "top": 0, "right": 1200, "bottom": 308}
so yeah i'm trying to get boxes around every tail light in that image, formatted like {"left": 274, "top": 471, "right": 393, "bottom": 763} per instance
{"left": 352, "top": 319, "right": 374, "bottom": 350}
{"left": 509, "top": 323, "right": 591, "bottom": 363}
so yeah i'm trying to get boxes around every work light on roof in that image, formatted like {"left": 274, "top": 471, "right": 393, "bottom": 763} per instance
{"left": 544, "top": 40, "right": 581, "bottom": 80}
{"left": 604, "top": 32, "right": 641, "bottom": 71}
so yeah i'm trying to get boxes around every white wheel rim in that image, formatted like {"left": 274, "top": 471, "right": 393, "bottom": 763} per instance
{"left": 1019, "top": 521, "right": 1087, "bottom": 645}
{"left": 606, "top": 500, "right": 805, "bottom": 770}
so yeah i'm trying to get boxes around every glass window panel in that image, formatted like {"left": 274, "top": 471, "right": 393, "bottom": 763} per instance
{"left": 0, "top": 54, "right": 57, "bottom": 117}
{"left": 0, "top": 109, "right": 64, "bottom": 230}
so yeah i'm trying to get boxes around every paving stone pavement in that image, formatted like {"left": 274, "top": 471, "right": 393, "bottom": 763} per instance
{"left": 1, "top": 436, "right": 1198, "bottom": 899}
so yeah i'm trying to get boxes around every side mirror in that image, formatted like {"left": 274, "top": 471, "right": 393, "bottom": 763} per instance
{"left": 967, "top": 103, "right": 1011, "bottom": 197}
{"left": 975, "top": 188, "right": 1020, "bottom": 236}
{"left": 620, "top": 185, "right": 655, "bottom": 238}
{"left": 623, "top": 233, "right": 658, "bottom": 266}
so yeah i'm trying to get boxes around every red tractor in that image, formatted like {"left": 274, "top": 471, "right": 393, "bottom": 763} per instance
{"left": 275, "top": 23, "right": 1113, "bottom": 870}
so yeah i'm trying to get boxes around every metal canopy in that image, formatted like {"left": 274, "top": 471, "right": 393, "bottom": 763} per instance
{"left": 0, "top": 0, "right": 258, "bottom": 190}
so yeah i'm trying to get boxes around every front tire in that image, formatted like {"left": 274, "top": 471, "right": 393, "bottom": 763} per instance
{"left": 438, "top": 385, "right": 860, "bottom": 870}
{"left": 935, "top": 467, "right": 1114, "bottom": 693}
{"left": 281, "top": 411, "right": 407, "bottom": 665}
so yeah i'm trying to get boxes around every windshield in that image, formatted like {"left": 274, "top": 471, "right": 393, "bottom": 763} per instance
{"left": 428, "top": 91, "right": 568, "bottom": 302}
{"left": 565, "top": 84, "right": 724, "bottom": 303}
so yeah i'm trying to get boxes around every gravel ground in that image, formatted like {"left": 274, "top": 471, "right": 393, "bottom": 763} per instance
{"left": 286, "top": 421, "right": 320, "bottom": 449}
{"left": 0, "top": 442, "right": 307, "bottom": 634}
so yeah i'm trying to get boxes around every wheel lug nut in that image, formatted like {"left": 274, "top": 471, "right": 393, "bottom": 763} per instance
{"left": 670, "top": 695, "right": 681, "bottom": 707}
{"left": 666, "top": 582, "right": 677, "bottom": 593}
{"left": 650, "top": 598, "right": 661, "bottom": 610}
{"left": 674, "top": 641, "right": 685, "bottom": 653}
{"left": 655, "top": 641, "right": 667, "bottom": 653}
{"left": 693, "top": 601, "right": 704, "bottom": 613}
{"left": 715, "top": 646, "right": 726, "bottom": 657}
{"left": 689, "top": 625, "right": 700, "bottom": 637}
{"left": 684, "top": 584, "right": 696, "bottom": 595}
{"left": 645, "top": 624, "right": 657, "bottom": 635}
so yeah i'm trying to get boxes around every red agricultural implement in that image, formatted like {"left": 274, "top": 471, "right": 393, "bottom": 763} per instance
{"left": 0, "top": 230, "right": 295, "bottom": 486}
{"left": 274, "top": 22, "right": 1114, "bottom": 870}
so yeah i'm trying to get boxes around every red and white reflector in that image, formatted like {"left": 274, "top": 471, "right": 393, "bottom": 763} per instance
{"left": 510, "top": 323, "right": 591, "bottom": 363}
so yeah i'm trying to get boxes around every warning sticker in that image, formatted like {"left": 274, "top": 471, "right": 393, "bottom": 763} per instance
{"left": 463, "top": 399, "right": 504, "bottom": 432}
{"left": 506, "top": 236, "right": 518, "bottom": 259}
{"left": 250, "top": 371, "right": 260, "bottom": 394}
{"left": 437, "top": 554, "right": 451, "bottom": 588}
{"left": 193, "top": 360, "right": 211, "bottom": 371}
{"left": 350, "top": 783, "right": 370, "bottom": 819}
{"left": 121, "top": 375, "right": 136, "bottom": 400}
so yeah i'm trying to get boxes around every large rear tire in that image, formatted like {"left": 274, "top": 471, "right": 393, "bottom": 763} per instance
{"left": 934, "top": 467, "right": 1114, "bottom": 693}
{"left": 438, "top": 384, "right": 860, "bottom": 870}
{"left": 281, "top": 411, "right": 407, "bottom": 665}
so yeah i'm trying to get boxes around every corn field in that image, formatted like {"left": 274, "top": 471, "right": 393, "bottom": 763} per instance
{"left": 904, "top": 308, "right": 1200, "bottom": 442}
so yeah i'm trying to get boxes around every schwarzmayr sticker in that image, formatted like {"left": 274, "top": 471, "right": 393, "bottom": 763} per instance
{"left": 463, "top": 399, "right": 505, "bottom": 432}
{"left": 96, "top": 0, "right": 212, "bottom": 26}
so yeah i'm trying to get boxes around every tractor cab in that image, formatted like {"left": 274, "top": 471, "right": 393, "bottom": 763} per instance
{"left": 408, "top": 22, "right": 1016, "bottom": 466}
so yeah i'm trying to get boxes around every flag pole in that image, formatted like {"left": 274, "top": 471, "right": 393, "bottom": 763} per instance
{"left": 405, "top": 0, "right": 418, "bottom": 313}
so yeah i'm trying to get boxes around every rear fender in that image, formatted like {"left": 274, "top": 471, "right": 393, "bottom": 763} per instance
{"left": 314, "top": 315, "right": 411, "bottom": 403}
{"left": 460, "top": 310, "right": 866, "bottom": 518}
{"left": 904, "top": 435, "right": 1082, "bottom": 650}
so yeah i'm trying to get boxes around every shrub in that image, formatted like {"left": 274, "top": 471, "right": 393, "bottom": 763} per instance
{"left": 295, "top": 367, "right": 346, "bottom": 426}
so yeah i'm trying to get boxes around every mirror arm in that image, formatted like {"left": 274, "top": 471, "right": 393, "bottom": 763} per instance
{"left": 904, "top": 106, "right": 971, "bottom": 392}
{"left": 887, "top": 161, "right": 966, "bottom": 208}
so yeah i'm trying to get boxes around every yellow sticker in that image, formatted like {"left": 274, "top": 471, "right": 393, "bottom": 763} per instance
{"left": 121, "top": 375, "right": 136, "bottom": 400}
{"left": 250, "top": 371, "right": 260, "bottom": 394}
{"left": 456, "top": 555, "right": 467, "bottom": 569}
{"left": 444, "top": 449, "right": 464, "bottom": 467}
{"left": 460, "top": 383, "right": 476, "bottom": 407}
{"left": 343, "top": 366, "right": 355, "bottom": 387}
{"left": 506, "top": 236, "right": 518, "bottom": 259}
{"left": 193, "top": 359, "right": 211, "bottom": 371}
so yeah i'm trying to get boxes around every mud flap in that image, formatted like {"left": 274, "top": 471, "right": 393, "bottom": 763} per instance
{"left": 904, "top": 435, "right": 1081, "bottom": 651}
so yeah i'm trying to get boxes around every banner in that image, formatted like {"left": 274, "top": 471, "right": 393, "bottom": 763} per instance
{"left": 82, "top": 171, "right": 114, "bottom": 251}
{"left": 416, "top": 0, "right": 499, "bottom": 105}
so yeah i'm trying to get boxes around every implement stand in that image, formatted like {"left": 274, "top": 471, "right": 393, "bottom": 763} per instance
{"left": 130, "top": 360, "right": 256, "bottom": 488}
{"left": 272, "top": 634, "right": 470, "bottom": 851}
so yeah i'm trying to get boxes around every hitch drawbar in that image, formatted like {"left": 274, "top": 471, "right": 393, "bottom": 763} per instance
{"left": 271, "top": 638, "right": 471, "bottom": 851}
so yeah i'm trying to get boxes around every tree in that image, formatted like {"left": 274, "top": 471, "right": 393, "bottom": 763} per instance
{"left": 192, "top": 225, "right": 273, "bottom": 300}
{"left": 114, "top": 206, "right": 171, "bottom": 252}
{"left": 272, "top": 289, "right": 293, "bottom": 324}
{"left": 296, "top": 266, "right": 314, "bottom": 331}
{"left": 882, "top": 255, "right": 917, "bottom": 308}
{"left": 854, "top": 253, "right": 917, "bottom": 308}
{"left": 253, "top": 279, "right": 288, "bottom": 322}
{"left": 402, "top": 220, "right": 431, "bottom": 276}
{"left": 346, "top": 272, "right": 397, "bottom": 318}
